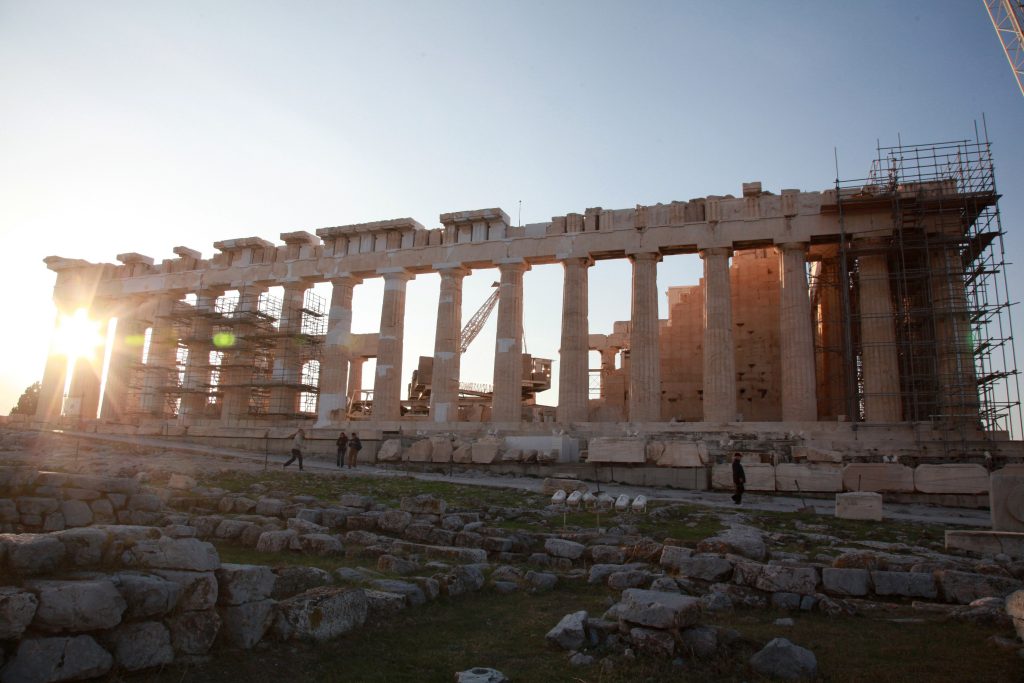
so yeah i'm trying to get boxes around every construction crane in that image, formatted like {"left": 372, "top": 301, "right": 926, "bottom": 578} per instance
{"left": 984, "top": 0, "right": 1024, "bottom": 98}
{"left": 459, "top": 282, "right": 499, "bottom": 353}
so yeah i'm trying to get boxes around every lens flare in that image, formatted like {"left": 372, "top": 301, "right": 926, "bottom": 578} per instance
{"left": 54, "top": 309, "right": 104, "bottom": 361}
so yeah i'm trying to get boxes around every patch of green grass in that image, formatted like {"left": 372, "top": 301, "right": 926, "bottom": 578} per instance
{"left": 212, "top": 541, "right": 377, "bottom": 575}
{"left": 637, "top": 504, "right": 726, "bottom": 544}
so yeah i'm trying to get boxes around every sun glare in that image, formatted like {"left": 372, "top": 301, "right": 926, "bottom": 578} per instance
{"left": 55, "top": 308, "right": 104, "bottom": 362}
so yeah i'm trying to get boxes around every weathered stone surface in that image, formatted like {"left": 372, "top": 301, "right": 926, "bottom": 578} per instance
{"left": 220, "top": 600, "right": 276, "bottom": 649}
{"left": 0, "top": 533, "right": 65, "bottom": 575}
{"left": 1007, "top": 590, "right": 1024, "bottom": 641}
{"left": 0, "top": 498, "right": 17, "bottom": 523}
{"left": 17, "top": 497, "right": 59, "bottom": 516}
{"left": 151, "top": 570, "right": 218, "bottom": 611}
{"left": 914, "top": 464, "right": 989, "bottom": 495}
{"left": 271, "top": 565, "right": 333, "bottom": 599}
{"left": 287, "top": 517, "right": 329, "bottom": 535}
{"left": 470, "top": 441, "right": 501, "bottom": 464}
{"left": 945, "top": 530, "right": 1024, "bottom": 560}
{"left": 216, "top": 563, "right": 276, "bottom": 605}
{"left": 835, "top": 492, "right": 883, "bottom": 521}
{"left": 607, "top": 570, "right": 649, "bottom": 590}
{"left": 0, "top": 587, "right": 38, "bottom": 639}
{"left": 254, "top": 498, "right": 286, "bottom": 517}
{"left": 273, "top": 587, "right": 367, "bottom": 642}
{"left": 429, "top": 436, "right": 453, "bottom": 463}
{"left": 587, "top": 437, "right": 645, "bottom": 464}
{"left": 377, "top": 554, "right": 420, "bottom": 575}
{"left": 90, "top": 499, "right": 116, "bottom": 524}
{"left": 822, "top": 568, "right": 870, "bottom": 597}
{"left": 107, "top": 621, "right": 174, "bottom": 672}
{"left": 111, "top": 572, "right": 182, "bottom": 619}
{"left": 405, "top": 439, "right": 433, "bottom": 462}
{"left": 618, "top": 589, "right": 701, "bottom": 629}
{"left": 28, "top": 579, "right": 127, "bottom": 633}
{"left": 378, "top": 509, "right": 413, "bottom": 534}
{"left": 544, "top": 538, "right": 585, "bottom": 560}
{"left": 165, "top": 609, "right": 221, "bottom": 655}
{"left": 546, "top": 610, "right": 588, "bottom": 650}
{"left": 590, "top": 545, "right": 626, "bottom": 564}
{"left": 320, "top": 507, "right": 359, "bottom": 529}
{"left": 53, "top": 527, "right": 108, "bottom": 566}
{"left": 680, "top": 625, "right": 719, "bottom": 658}
{"left": 214, "top": 519, "right": 254, "bottom": 540}
{"left": 256, "top": 529, "right": 300, "bottom": 553}
{"left": 629, "top": 626, "right": 675, "bottom": 657}
{"left": 437, "top": 565, "right": 486, "bottom": 597}
{"left": 168, "top": 474, "right": 197, "bottom": 490}
{"left": 991, "top": 469, "right": 1024, "bottom": 532}
{"left": 792, "top": 446, "right": 843, "bottom": 463}
{"left": 400, "top": 494, "right": 447, "bottom": 515}
{"left": 652, "top": 440, "right": 708, "bottom": 467}
{"left": 696, "top": 525, "right": 766, "bottom": 561}
{"left": 376, "top": 439, "right": 403, "bottom": 462}
{"left": 937, "top": 570, "right": 1022, "bottom": 604}
{"left": 735, "top": 563, "right": 819, "bottom": 595}
{"left": 712, "top": 463, "right": 775, "bottom": 491}
{"left": 775, "top": 463, "right": 842, "bottom": 493}
{"left": 122, "top": 537, "right": 219, "bottom": 571}
{"left": 455, "top": 668, "right": 508, "bottom": 683}
{"left": 369, "top": 579, "right": 426, "bottom": 607}
{"left": 0, "top": 635, "right": 112, "bottom": 683}
{"left": 668, "top": 554, "right": 735, "bottom": 582}
{"left": 659, "top": 544, "right": 694, "bottom": 570}
{"left": 59, "top": 500, "right": 93, "bottom": 528}
{"left": 127, "top": 493, "right": 163, "bottom": 512}
{"left": 842, "top": 464, "right": 914, "bottom": 493}
{"left": 364, "top": 588, "right": 406, "bottom": 623}
{"left": 871, "top": 571, "right": 937, "bottom": 599}
{"left": 299, "top": 533, "right": 344, "bottom": 556}
{"left": 391, "top": 540, "right": 486, "bottom": 564}
{"left": 451, "top": 444, "right": 473, "bottom": 464}
{"left": 749, "top": 637, "right": 818, "bottom": 681}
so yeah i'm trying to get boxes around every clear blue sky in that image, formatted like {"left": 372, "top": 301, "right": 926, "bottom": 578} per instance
{"left": 1, "top": 0, "right": 1021, "bottom": 417}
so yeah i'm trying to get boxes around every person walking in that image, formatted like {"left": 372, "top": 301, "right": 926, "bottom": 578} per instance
{"left": 283, "top": 428, "right": 306, "bottom": 471}
{"left": 346, "top": 432, "right": 362, "bottom": 469}
{"left": 335, "top": 432, "right": 349, "bottom": 468}
{"left": 731, "top": 452, "right": 746, "bottom": 504}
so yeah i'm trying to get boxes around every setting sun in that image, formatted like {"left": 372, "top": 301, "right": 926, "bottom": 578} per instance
{"left": 54, "top": 308, "right": 104, "bottom": 362}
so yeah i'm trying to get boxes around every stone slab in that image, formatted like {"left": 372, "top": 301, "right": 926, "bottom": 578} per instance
{"left": 712, "top": 463, "right": 775, "bottom": 491}
{"left": 990, "top": 469, "right": 1024, "bottom": 532}
{"left": 945, "top": 530, "right": 1024, "bottom": 560}
{"left": 914, "top": 464, "right": 989, "bottom": 495}
{"left": 586, "top": 437, "right": 645, "bottom": 464}
{"left": 842, "top": 464, "right": 914, "bottom": 493}
{"left": 775, "top": 464, "right": 842, "bottom": 493}
{"left": 835, "top": 492, "right": 883, "bottom": 521}
{"left": 505, "top": 436, "right": 579, "bottom": 463}
{"left": 654, "top": 441, "right": 708, "bottom": 467}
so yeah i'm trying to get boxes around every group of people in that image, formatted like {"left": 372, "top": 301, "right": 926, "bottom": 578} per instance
{"left": 282, "top": 429, "right": 362, "bottom": 471}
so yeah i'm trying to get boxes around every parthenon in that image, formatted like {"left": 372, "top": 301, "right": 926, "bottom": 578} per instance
{"left": 31, "top": 138, "right": 1022, "bottom": 469}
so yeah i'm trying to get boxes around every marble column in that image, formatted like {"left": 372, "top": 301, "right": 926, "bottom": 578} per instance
{"left": 220, "top": 285, "right": 266, "bottom": 422}
{"left": 140, "top": 295, "right": 181, "bottom": 418}
{"left": 36, "top": 305, "right": 75, "bottom": 423}
{"left": 701, "top": 247, "right": 736, "bottom": 423}
{"left": 858, "top": 246, "right": 902, "bottom": 422}
{"left": 372, "top": 269, "right": 413, "bottom": 421}
{"left": 491, "top": 259, "right": 529, "bottom": 423}
{"left": 348, "top": 356, "right": 365, "bottom": 408}
{"left": 778, "top": 243, "right": 818, "bottom": 422}
{"left": 316, "top": 275, "right": 361, "bottom": 425}
{"left": 814, "top": 255, "right": 847, "bottom": 419}
{"left": 270, "top": 282, "right": 308, "bottom": 415}
{"left": 430, "top": 266, "right": 469, "bottom": 423}
{"left": 65, "top": 310, "right": 108, "bottom": 421}
{"left": 103, "top": 303, "right": 149, "bottom": 421}
{"left": 177, "top": 290, "right": 222, "bottom": 423}
{"left": 599, "top": 347, "right": 618, "bottom": 399}
{"left": 628, "top": 252, "right": 662, "bottom": 422}
{"left": 929, "top": 248, "right": 979, "bottom": 423}
{"left": 557, "top": 257, "right": 591, "bottom": 423}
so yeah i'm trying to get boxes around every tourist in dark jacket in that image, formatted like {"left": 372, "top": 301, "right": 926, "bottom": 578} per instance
{"left": 731, "top": 452, "right": 746, "bottom": 504}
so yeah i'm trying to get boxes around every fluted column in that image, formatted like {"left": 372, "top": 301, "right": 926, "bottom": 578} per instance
{"left": 140, "top": 294, "right": 181, "bottom": 418}
{"left": 929, "top": 248, "right": 979, "bottom": 424}
{"left": 103, "top": 301, "right": 149, "bottom": 421}
{"left": 348, "top": 356, "right": 365, "bottom": 407}
{"left": 372, "top": 269, "right": 413, "bottom": 421}
{"left": 815, "top": 255, "right": 847, "bottom": 419}
{"left": 778, "top": 243, "right": 818, "bottom": 421}
{"left": 316, "top": 275, "right": 361, "bottom": 425}
{"left": 858, "top": 245, "right": 902, "bottom": 422}
{"left": 220, "top": 285, "right": 266, "bottom": 422}
{"left": 270, "top": 282, "right": 308, "bottom": 415}
{"left": 557, "top": 257, "right": 591, "bottom": 422}
{"left": 492, "top": 259, "right": 530, "bottom": 423}
{"left": 599, "top": 348, "right": 618, "bottom": 399}
{"left": 177, "top": 290, "right": 222, "bottom": 423}
{"left": 628, "top": 252, "right": 662, "bottom": 422}
{"left": 431, "top": 265, "right": 469, "bottom": 423}
{"left": 701, "top": 247, "right": 736, "bottom": 423}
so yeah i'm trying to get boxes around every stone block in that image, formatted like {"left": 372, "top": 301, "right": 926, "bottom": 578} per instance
{"left": 791, "top": 446, "right": 843, "bottom": 463}
{"left": 121, "top": 537, "right": 220, "bottom": 571}
{"left": 0, "top": 587, "right": 38, "bottom": 639}
{"left": 0, "top": 533, "right": 65, "bottom": 575}
{"left": 400, "top": 494, "right": 447, "bottom": 515}
{"left": 1, "top": 636, "right": 112, "bottom": 682}
{"left": 17, "top": 497, "right": 59, "bottom": 516}
{"left": 842, "top": 464, "right": 914, "bottom": 493}
{"left": 835, "top": 492, "right": 883, "bottom": 521}
{"left": 405, "top": 439, "right": 433, "bottom": 462}
{"left": 775, "top": 464, "right": 842, "bottom": 493}
{"left": 376, "top": 439, "right": 402, "bottom": 462}
{"left": 666, "top": 555, "right": 734, "bottom": 582}
{"left": 914, "top": 464, "right": 989, "bottom": 495}
{"left": 164, "top": 609, "right": 221, "bottom": 655}
{"left": 110, "top": 572, "right": 182, "bottom": 619}
{"left": 59, "top": 500, "right": 93, "bottom": 527}
{"left": 271, "top": 566, "right": 334, "bottom": 600}
{"left": 617, "top": 589, "right": 701, "bottom": 629}
{"left": 734, "top": 563, "right": 819, "bottom": 595}
{"left": 429, "top": 436, "right": 453, "bottom": 463}
{"left": 936, "top": 569, "right": 1022, "bottom": 604}
{"left": 273, "top": 587, "right": 367, "bottom": 642}
{"left": 945, "top": 530, "right": 1024, "bottom": 560}
{"left": 106, "top": 621, "right": 174, "bottom": 672}
{"left": 990, "top": 469, "right": 1024, "bottom": 532}
{"left": 1007, "top": 590, "right": 1024, "bottom": 642}
{"left": 586, "top": 437, "right": 645, "bottom": 464}
{"left": 299, "top": 533, "right": 344, "bottom": 556}
{"left": 53, "top": 527, "right": 108, "bottom": 567}
{"left": 871, "top": 570, "right": 937, "bottom": 599}
{"left": 654, "top": 441, "right": 708, "bottom": 467}
{"left": 696, "top": 526, "right": 767, "bottom": 561}
{"left": 27, "top": 579, "right": 127, "bottom": 633}
{"left": 822, "top": 568, "right": 870, "bottom": 597}
{"left": 168, "top": 474, "right": 197, "bottom": 490}
{"left": 712, "top": 463, "right": 775, "bottom": 491}
{"left": 545, "top": 610, "right": 588, "bottom": 650}
{"left": 151, "top": 570, "right": 218, "bottom": 611}
{"left": 219, "top": 600, "right": 276, "bottom": 649}
{"left": 216, "top": 563, "right": 276, "bottom": 605}
{"left": 544, "top": 538, "right": 585, "bottom": 560}
{"left": 256, "top": 529, "right": 300, "bottom": 553}
{"left": 470, "top": 442, "right": 500, "bottom": 464}
{"left": 369, "top": 579, "right": 426, "bottom": 606}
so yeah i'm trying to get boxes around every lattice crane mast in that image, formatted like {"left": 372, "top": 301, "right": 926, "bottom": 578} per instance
{"left": 985, "top": 0, "right": 1024, "bottom": 98}
{"left": 459, "top": 283, "right": 499, "bottom": 352}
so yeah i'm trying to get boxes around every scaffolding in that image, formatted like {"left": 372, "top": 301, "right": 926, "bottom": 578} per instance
{"left": 825, "top": 128, "right": 1021, "bottom": 447}
{"left": 124, "top": 287, "right": 326, "bottom": 419}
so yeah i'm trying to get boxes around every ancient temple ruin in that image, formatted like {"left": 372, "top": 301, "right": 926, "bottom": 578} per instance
{"left": 31, "top": 137, "right": 1022, "bottom": 466}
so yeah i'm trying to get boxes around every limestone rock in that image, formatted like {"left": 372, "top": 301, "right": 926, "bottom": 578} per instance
{"left": 526, "top": 571, "right": 557, "bottom": 592}
{"left": 452, "top": 444, "right": 473, "bottom": 463}
{"left": 0, "top": 587, "right": 38, "bottom": 639}
{"left": 216, "top": 563, "right": 276, "bottom": 605}
{"left": 937, "top": 570, "right": 1022, "bottom": 604}
{"left": 287, "top": 517, "right": 329, "bottom": 535}
{"left": 437, "top": 565, "right": 486, "bottom": 597}
{"left": 110, "top": 572, "right": 182, "bottom": 619}
{"left": 841, "top": 464, "right": 914, "bottom": 493}
{"left": 59, "top": 500, "right": 93, "bottom": 528}
{"left": 256, "top": 529, "right": 300, "bottom": 553}
{"left": 400, "top": 494, "right": 447, "bottom": 515}
{"left": 151, "top": 570, "right": 218, "bottom": 611}
{"left": 271, "top": 565, "right": 333, "bottom": 599}
{"left": 617, "top": 589, "right": 701, "bottom": 629}
{"left": 53, "top": 527, "right": 108, "bottom": 567}
{"left": 106, "top": 621, "right": 174, "bottom": 672}
{"left": 629, "top": 626, "right": 675, "bottom": 657}
{"left": 544, "top": 538, "right": 585, "bottom": 560}
{"left": 870, "top": 570, "right": 937, "bottom": 599}
{"left": 376, "top": 439, "right": 402, "bottom": 462}
{"left": 835, "top": 492, "right": 883, "bottom": 521}
{"left": 406, "top": 439, "right": 434, "bottom": 462}
{"left": 273, "top": 587, "right": 368, "bottom": 642}
{"left": 545, "top": 610, "right": 588, "bottom": 650}
{"left": 429, "top": 436, "right": 453, "bottom": 463}
{"left": 471, "top": 441, "right": 501, "bottom": 464}
{"left": 379, "top": 510, "right": 413, "bottom": 534}
{"left": 591, "top": 545, "right": 626, "bottom": 564}
{"left": 914, "top": 464, "right": 989, "bottom": 495}
{"left": 0, "top": 533, "right": 65, "bottom": 575}
{"left": 607, "top": 570, "right": 650, "bottom": 590}
{"left": 219, "top": 600, "right": 276, "bottom": 649}
{"left": 822, "top": 568, "right": 870, "bottom": 597}
{"left": 455, "top": 668, "right": 508, "bottom": 683}
{"left": 696, "top": 525, "right": 766, "bottom": 561}
{"left": 164, "top": 609, "right": 221, "bottom": 655}
{"left": 369, "top": 579, "right": 426, "bottom": 607}
{"left": 254, "top": 498, "right": 287, "bottom": 517}
{"left": 665, "top": 553, "right": 734, "bottom": 582}
{"left": 1006, "top": 589, "right": 1024, "bottom": 641}
{"left": 121, "top": 537, "right": 220, "bottom": 571}
{"left": 680, "top": 625, "right": 719, "bottom": 658}
{"left": 299, "top": 533, "right": 344, "bottom": 556}
{"left": 0, "top": 635, "right": 112, "bottom": 683}
{"left": 127, "top": 493, "right": 163, "bottom": 512}
{"left": 28, "top": 579, "right": 126, "bottom": 633}
{"left": 587, "top": 437, "right": 645, "bottom": 464}
{"left": 749, "top": 637, "right": 818, "bottom": 681}
{"left": 168, "top": 474, "right": 197, "bottom": 490}
{"left": 364, "top": 588, "right": 407, "bottom": 624}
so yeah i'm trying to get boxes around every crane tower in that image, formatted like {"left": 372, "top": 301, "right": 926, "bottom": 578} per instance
{"left": 984, "top": 0, "right": 1024, "bottom": 97}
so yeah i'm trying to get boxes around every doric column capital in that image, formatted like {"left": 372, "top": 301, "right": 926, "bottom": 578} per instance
{"left": 560, "top": 256, "right": 594, "bottom": 269}
{"left": 434, "top": 263, "right": 471, "bottom": 280}
{"left": 328, "top": 273, "right": 363, "bottom": 288}
{"left": 377, "top": 267, "right": 414, "bottom": 282}
{"left": 495, "top": 258, "right": 531, "bottom": 274}
{"left": 626, "top": 250, "right": 662, "bottom": 264}
{"left": 699, "top": 247, "right": 733, "bottom": 260}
